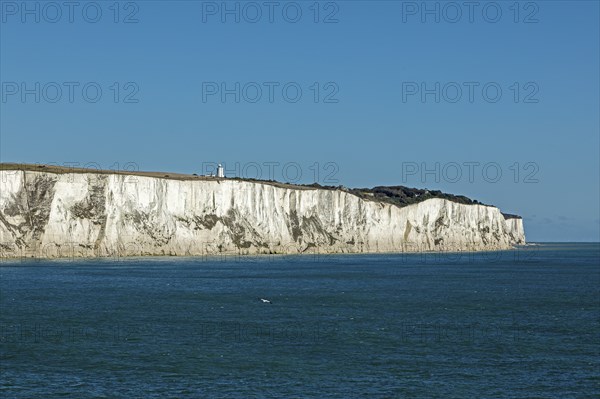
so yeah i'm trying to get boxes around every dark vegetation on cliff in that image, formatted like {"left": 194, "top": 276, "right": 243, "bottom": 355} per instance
{"left": 349, "top": 185, "right": 480, "bottom": 207}
{"left": 303, "top": 183, "right": 521, "bottom": 219}
{"left": 0, "top": 163, "right": 521, "bottom": 219}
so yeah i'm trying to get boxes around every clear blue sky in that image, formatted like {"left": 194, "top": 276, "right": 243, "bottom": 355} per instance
{"left": 1, "top": 0, "right": 598, "bottom": 242}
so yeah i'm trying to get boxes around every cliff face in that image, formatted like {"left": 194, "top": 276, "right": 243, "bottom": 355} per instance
{"left": 0, "top": 170, "right": 525, "bottom": 258}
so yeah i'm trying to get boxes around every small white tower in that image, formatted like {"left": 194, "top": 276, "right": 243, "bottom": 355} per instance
{"left": 216, "top": 164, "right": 225, "bottom": 178}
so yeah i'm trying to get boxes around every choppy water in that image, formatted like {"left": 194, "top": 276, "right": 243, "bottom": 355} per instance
{"left": 1, "top": 243, "right": 599, "bottom": 398}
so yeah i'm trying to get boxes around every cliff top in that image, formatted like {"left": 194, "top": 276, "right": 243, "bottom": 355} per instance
{"left": 0, "top": 162, "right": 315, "bottom": 190}
{"left": 0, "top": 163, "right": 521, "bottom": 219}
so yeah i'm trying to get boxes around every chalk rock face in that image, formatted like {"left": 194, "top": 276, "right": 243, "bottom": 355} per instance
{"left": 0, "top": 170, "right": 525, "bottom": 258}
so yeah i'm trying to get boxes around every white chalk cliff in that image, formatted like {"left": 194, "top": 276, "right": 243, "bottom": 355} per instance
{"left": 0, "top": 168, "right": 525, "bottom": 258}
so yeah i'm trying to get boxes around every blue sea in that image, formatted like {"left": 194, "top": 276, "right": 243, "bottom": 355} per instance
{"left": 1, "top": 243, "right": 599, "bottom": 398}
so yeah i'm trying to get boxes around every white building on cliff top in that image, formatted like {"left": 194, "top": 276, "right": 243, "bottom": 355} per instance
{"left": 216, "top": 164, "right": 225, "bottom": 178}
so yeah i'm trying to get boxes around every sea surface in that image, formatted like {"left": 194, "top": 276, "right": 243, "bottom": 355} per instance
{"left": 1, "top": 243, "right": 599, "bottom": 398}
